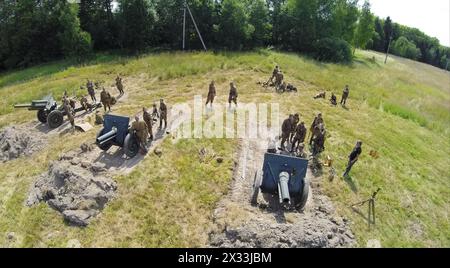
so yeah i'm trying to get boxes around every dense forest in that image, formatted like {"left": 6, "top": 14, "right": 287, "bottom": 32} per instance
{"left": 0, "top": 0, "right": 449, "bottom": 71}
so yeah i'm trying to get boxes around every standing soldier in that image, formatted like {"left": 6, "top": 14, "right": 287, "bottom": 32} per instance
{"left": 280, "top": 115, "right": 294, "bottom": 151}
{"left": 228, "top": 82, "right": 238, "bottom": 108}
{"left": 312, "top": 124, "right": 326, "bottom": 156}
{"left": 87, "top": 80, "right": 96, "bottom": 103}
{"left": 116, "top": 75, "right": 124, "bottom": 96}
{"left": 340, "top": 85, "right": 350, "bottom": 106}
{"left": 100, "top": 87, "right": 111, "bottom": 112}
{"left": 143, "top": 107, "right": 154, "bottom": 141}
{"left": 270, "top": 65, "right": 280, "bottom": 84}
{"left": 130, "top": 116, "right": 149, "bottom": 154}
{"left": 343, "top": 141, "right": 362, "bottom": 178}
{"left": 159, "top": 99, "right": 167, "bottom": 130}
{"left": 152, "top": 102, "right": 159, "bottom": 121}
{"left": 205, "top": 81, "right": 216, "bottom": 107}
{"left": 275, "top": 72, "right": 284, "bottom": 91}
{"left": 309, "top": 113, "right": 324, "bottom": 145}
{"left": 67, "top": 107, "right": 75, "bottom": 130}
{"left": 291, "top": 121, "right": 307, "bottom": 153}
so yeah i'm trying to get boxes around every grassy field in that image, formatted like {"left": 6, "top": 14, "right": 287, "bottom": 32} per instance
{"left": 0, "top": 50, "right": 449, "bottom": 247}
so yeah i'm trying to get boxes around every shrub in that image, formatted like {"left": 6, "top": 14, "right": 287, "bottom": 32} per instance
{"left": 313, "top": 38, "right": 353, "bottom": 63}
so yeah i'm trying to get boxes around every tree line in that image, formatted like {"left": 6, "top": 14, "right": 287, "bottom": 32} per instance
{"left": 0, "top": 0, "right": 449, "bottom": 71}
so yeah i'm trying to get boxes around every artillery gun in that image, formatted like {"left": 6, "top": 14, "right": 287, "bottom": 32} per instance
{"left": 14, "top": 95, "right": 101, "bottom": 129}
{"left": 96, "top": 114, "right": 140, "bottom": 158}
{"left": 251, "top": 153, "right": 310, "bottom": 210}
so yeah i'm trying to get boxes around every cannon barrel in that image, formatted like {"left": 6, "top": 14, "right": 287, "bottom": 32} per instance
{"left": 278, "top": 171, "right": 291, "bottom": 204}
{"left": 97, "top": 127, "right": 118, "bottom": 145}
{"left": 14, "top": 100, "right": 48, "bottom": 110}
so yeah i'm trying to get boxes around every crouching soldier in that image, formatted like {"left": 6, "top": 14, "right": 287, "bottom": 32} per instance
{"left": 330, "top": 93, "right": 337, "bottom": 106}
{"left": 95, "top": 111, "right": 103, "bottom": 125}
{"left": 80, "top": 95, "right": 90, "bottom": 112}
{"left": 130, "top": 116, "right": 149, "bottom": 154}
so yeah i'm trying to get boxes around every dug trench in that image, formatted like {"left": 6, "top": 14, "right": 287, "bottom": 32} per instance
{"left": 209, "top": 136, "right": 356, "bottom": 248}
{"left": 24, "top": 114, "right": 183, "bottom": 227}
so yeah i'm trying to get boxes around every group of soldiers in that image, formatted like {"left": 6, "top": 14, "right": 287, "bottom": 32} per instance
{"left": 315, "top": 85, "right": 350, "bottom": 107}
{"left": 86, "top": 77, "right": 123, "bottom": 112}
{"left": 205, "top": 80, "right": 239, "bottom": 108}
{"left": 280, "top": 112, "right": 326, "bottom": 158}
{"left": 264, "top": 66, "right": 297, "bottom": 93}
{"left": 271, "top": 64, "right": 360, "bottom": 177}
{"left": 130, "top": 99, "right": 168, "bottom": 153}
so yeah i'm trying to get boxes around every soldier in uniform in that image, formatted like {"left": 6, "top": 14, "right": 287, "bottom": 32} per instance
{"left": 340, "top": 85, "right": 350, "bottom": 106}
{"left": 152, "top": 102, "right": 159, "bottom": 121}
{"left": 159, "top": 99, "right": 167, "bottom": 129}
{"left": 275, "top": 72, "right": 284, "bottom": 91}
{"left": 206, "top": 80, "right": 216, "bottom": 107}
{"left": 80, "top": 95, "right": 89, "bottom": 112}
{"left": 116, "top": 75, "right": 124, "bottom": 96}
{"left": 228, "top": 82, "right": 238, "bottom": 108}
{"left": 143, "top": 107, "right": 154, "bottom": 141}
{"left": 296, "top": 143, "right": 307, "bottom": 159}
{"left": 309, "top": 113, "right": 324, "bottom": 145}
{"left": 270, "top": 65, "right": 280, "bottom": 84}
{"left": 95, "top": 111, "right": 103, "bottom": 125}
{"left": 343, "top": 141, "right": 362, "bottom": 177}
{"left": 280, "top": 115, "right": 294, "bottom": 151}
{"left": 100, "top": 87, "right": 112, "bottom": 112}
{"left": 278, "top": 82, "right": 287, "bottom": 93}
{"left": 130, "top": 115, "right": 149, "bottom": 154}
{"left": 86, "top": 80, "right": 96, "bottom": 103}
{"left": 330, "top": 93, "right": 337, "bottom": 106}
{"left": 67, "top": 107, "right": 75, "bottom": 130}
{"left": 312, "top": 124, "right": 326, "bottom": 156}
{"left": 314, "top": 91, "right": 326, "bottom": 99}
{"left": 290, "top": 113, "right": 300, "bottom": 142}
{"left": 291, "top": 121, "right": 307, "bottom": 153}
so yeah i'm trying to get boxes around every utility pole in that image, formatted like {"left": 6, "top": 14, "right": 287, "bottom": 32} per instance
{"left": 384, "top": 35, "right": 393, "bottom": 64}
{"left": 182, "top": 0, "right": 207, "bottom": 52}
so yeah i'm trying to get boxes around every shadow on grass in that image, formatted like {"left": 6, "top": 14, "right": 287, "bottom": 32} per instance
{"left": 344, "top": 175, "right": 358, "bottom": 193}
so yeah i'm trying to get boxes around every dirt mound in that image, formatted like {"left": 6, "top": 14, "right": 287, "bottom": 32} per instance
{"left": 0, "top": 126, "right": 46, "bottom": 162}
{"left": 209, "top": 138, "right": 356, "bottom": 248}
{"left": 26, "top": 149, "right": 117, "bottom": 226}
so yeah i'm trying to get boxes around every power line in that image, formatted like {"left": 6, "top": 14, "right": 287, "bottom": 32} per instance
{"left": 182, "top": 0, "right": 207, "bottom": 52}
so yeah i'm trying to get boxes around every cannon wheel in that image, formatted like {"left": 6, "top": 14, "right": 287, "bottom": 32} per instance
{"left": 47, "top": 110, "right": 64, "bottom": 129}
{"left": 251, "top": 170, "right": 262, "bottom": 206}
{"left": 96, "top": 129, "right": 113, "bottom": 151}
{"left": 37, "top": 110, "right": 48, "bottom": 123}
{"left": 124, "top": 133, "right": 139, "bottom": 158}
{"left": 295, "top": 176, "right": 310, "bottom": 211}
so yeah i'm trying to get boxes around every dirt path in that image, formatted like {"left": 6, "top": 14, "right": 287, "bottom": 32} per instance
{"left": 209, "top": 137, "right": 356, "bottom": 248}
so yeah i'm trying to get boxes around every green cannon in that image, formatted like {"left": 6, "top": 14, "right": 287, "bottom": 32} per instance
{"left": 14, "top": 95, "right": 101, "bottom": 129}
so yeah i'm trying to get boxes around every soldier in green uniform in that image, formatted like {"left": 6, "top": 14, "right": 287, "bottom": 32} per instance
{"left": 159, "top": 99, "right": 167, "bottom": 129}
{"left": 340, "top": 85, "right": 350, "bottom": 106}
{"left": 86, "top": 80, "right": 96, "bottom": 103}
{"left": 269, "top": 65, "right": 280, "bottom": 84}
{"left": 330, "top": 93, "right": 337, "bottom": 106}
{"left": 95, "top": 111, "right": 103, "bottom": 125}
{"left": 291, "top": 121, "right": 307, "bottom": 153}
{"left": 228, "top": 82, "right": 238, "bottom": 108}
{"left": 280, "top": 115, "right": 294, "bottom": 151}
{"left": 143, "top": 107, "right": 154, "bottom": 141}
{"left": 116, "top": 75, "right": 124, "bottom": 96}
{"left": 290, "top": 113, "right": 300, "bottom": 143}
{"left": 296, "top": 143, "right": 307, "bottom": 159}
{"left": 152, "top": 102, "right": 159, "bottom": 121}
{"left": 343, "top": 141, "right": 362, "bottom": 177}
{"left": 100, "top": 87, "right": 112, "bottom": 112}
{"left": 206, "top": 81, "right": 216, "bottom": 107}
{"left": 309, "top": 113, "right": 324, "bottom": 145}
{"left": 312, "top": 124, "right": 326, "bottom": 156}
{"left": 130, "top": 116, "right": 149, "bottom": 154}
